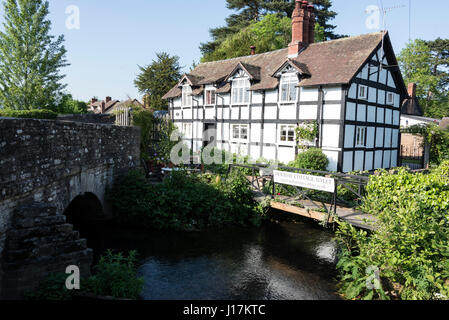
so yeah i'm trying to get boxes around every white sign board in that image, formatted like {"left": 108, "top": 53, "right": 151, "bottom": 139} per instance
{"left": 273, "top": 170, "right": 336, "bottom": 193}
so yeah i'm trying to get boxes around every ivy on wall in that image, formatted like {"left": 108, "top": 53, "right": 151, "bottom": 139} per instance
{"left": 296, "top": 121, "right": 318, "bottom": 148}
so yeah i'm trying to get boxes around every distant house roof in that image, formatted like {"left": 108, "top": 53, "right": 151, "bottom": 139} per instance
{"left": 401, "top": 96, "right": 424, "bottom": 116}
{"left": 163, "top": 32, "right": 406, "bottom": 100}
{"left": 89, "top": 98, "right": 143, "bottom": 114}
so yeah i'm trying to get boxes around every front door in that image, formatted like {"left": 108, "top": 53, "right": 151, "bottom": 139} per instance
{"left": 203, "top": 123, "right": 217, "bottom": 148}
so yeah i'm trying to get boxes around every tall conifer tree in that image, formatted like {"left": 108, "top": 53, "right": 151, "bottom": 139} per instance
{"left": 0, "top": 0, "right": 68, "bottom": 110}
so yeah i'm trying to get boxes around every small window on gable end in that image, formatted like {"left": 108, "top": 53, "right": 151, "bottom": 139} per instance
{"left": 359, "top": 85, "right": 368, "bottom": 100}
{"left": 386, "top": 92, "right": 394, "bottom": 105}
{"left": 182, "top": 85, "right": 192, "bottom": 107}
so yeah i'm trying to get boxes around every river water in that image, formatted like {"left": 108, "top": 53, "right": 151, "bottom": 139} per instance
{"left": 88, "top": 219, "right": 340, "bottom": 300}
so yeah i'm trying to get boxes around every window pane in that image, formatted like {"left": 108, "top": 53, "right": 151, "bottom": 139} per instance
{"left": 281, "top": 84, "right": 288, "bottom": 101}
{"left": 233, "top": 126, "right": 240, "bottom": 139}
{"left": 289, "top": 84, "right": 297, "bottom": 101}
{"left": 241, "top": 127, "right": 248, "bottom": 139}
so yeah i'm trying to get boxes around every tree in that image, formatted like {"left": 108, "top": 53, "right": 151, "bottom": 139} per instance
{"left": 427, "top": 38, "right": 449, "bottom": 94}
{"left": 202, "top": 14, "right": 292, "bottom": 62}
{"left": 200, "top": 0, "right": 340, "bottom": 58}
{"left": 398, "top": 39, "right": 449, "bottom": 118}
{"left": 56, "top": 94, "right": 88, "bottom": 114}
{"left": 0, "top": 0, "right": 68, "bottom": 110}
{"left": 134, "top": 52, "right": 182, "bottom": 110}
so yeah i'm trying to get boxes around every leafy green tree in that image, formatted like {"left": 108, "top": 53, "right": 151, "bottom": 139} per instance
{"left": 398, "top": 39, "right": 449, "bottom": 118}
{"left": 427, "top": 38, "right": 449, "bottom": 93}
{"left": 200, "top": 0, "right": 341, "bottom": 59}
{"left": 0, "top": 0, "right": 68, "bottom": 110}
{"left": 134, "top": 52, "right": 182, "bottom": 110}
{"left": 56, "top": 94, "right": 88, "bottom": 114}
{"left": 202, "top": 14, "right": 291, "bottom": 62}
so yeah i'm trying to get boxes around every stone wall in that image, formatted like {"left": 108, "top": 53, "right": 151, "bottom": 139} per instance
{"left": 0, "top": 117, "right": 140, "bottom": 298}
{"left": 56, "top": 113, "right": 116, "bottom": 125}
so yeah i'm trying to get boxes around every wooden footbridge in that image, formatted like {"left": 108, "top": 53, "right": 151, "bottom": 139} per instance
{"left": 227, "top": 164, "right": 377, "bottom": 231}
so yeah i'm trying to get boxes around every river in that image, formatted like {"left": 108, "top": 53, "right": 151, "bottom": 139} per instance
{"left": 86, "top": 217, "right": 340, "bottom": 300}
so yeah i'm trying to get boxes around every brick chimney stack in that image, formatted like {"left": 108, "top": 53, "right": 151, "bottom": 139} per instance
{"left": 105, "top": 96, "right": 112, "bottom": 103}
{"left": 91, "top": 97, "right": 98, "bottom": 104}
{"left": 408, "top": 83, "right": 417, "bottom": 98}
{"left": 288, "top": 1, "right": 314, "bottom": 58}
{"left": 250, "top": 46, "right": 256, "bottom": 55}
{"left": 101, "top": 101, "right": 105, "bottom": 114}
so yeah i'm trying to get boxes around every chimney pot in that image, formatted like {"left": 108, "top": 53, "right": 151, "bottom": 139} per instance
{"left": 250, "top": 46, "right": 256, "bottom": 55}
{"left": 101, "top": 101, "right": 106, "bottom": 114}
{"left": 105, "top": 96, "right": 112, "bottom": 103}
{"left": 408, "top": 83, "right": 417, "bottom": 98}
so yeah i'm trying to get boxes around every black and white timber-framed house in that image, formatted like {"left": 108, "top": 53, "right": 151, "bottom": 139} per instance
{"left": 162, "top": 0, "right": 408, "bottom": 173}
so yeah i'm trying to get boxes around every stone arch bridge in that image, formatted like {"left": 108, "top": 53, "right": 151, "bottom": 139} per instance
{"left": 0, "top": 117, "right": 140, "bottom": 299}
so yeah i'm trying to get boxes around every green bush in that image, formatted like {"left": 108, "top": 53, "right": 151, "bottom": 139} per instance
{"left": 0, "top": 109, "right": 57, "bottom": 119}
{"left": 336, "top": 165, "right": 449, "bottom": 300}
{"left": 85, "top": 250, "right": 144, "bottom": 300}
{"left": 26, "top": 250, "right": 144, "bottom": 300}
{"left": 288, "top": 148, "right": 329, "bottom": 171}
{"left": 107, "top": 169, "right": 267, "bottom": 231}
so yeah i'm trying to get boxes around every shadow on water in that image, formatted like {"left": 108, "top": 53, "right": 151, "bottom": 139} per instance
{"left": 82, "top": 209, "right": 340, "bottom": 300}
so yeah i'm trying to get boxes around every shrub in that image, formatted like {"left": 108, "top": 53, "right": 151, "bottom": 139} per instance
{"left": 0, "top": 109, "right": 57, "bottom": 119}
{"left": 336, "top": 165, "right": 449, "bottom": 300}
{"left": 107, "top": 169, "right": 266, "bottom": 230}
{"left": 26, "top": 250, "right": 144, "bottom": 300}
{"left": 289, "top": 148, "right": 329, "bottom": 171}
{"left": 85, "top": 250, "right": 144, "bottom": 300}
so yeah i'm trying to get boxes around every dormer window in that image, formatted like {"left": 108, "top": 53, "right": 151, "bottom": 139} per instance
{"left": 280, "top": 73, "right": 298, "bottom": 102}
{"left": 182, "top": 85, "right": 192, "bottom": 107}
{"left": 232, "top": 78, "right": 250, "bottom": 104}
{"left": 205, "top": 88, "right": 216, "bottom": 105}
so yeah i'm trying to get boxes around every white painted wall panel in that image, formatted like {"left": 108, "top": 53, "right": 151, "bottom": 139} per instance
{"left": 252, "top": 106, "right": 262, "bottom": 120}
{"left": 367, "top": 127, "right": 375, "bottom": 148}
{"left": 251, "top": 124, "right": 261, "bottom": 143}
{"left": 278, "top": 147, "right": 296, "bottom": 165}
{"left": 343, "top": 152, "right": 353, "bottom": 172}
{"left": 383, "top": 150, "right": 391, "bottom": 169}
{"left": 322, "top": 124, "right": 340, "bottom": 148}
{"left": 264, "top": 124, "right": 277, "bottom": 144}
{"left": 379, "top": 69, "right": 387, "bottom": 85}
{"left": 241, "top": 106, "right": 249, "bottom": 120}
{"left": 378, "top": 89, "right": 385, "bottom": 105}
{"left": 393, "top": 93, "right": 400, "bottom": 108}
{"left": 374, "top": 150, "right": 383, "bottom": 169}
{"left": 323, "top": 87, "right": 342, "bottom": 101}
{"left": 299, "top": 105, "right": 317, "bottom": 120}
{"left": 250, "top": 147, "right": 261, "bottom": 162}
{"left": 231, "top": 107, "right": 239, "bottom": 120}
{"left": 391, "top": 151, "right": 398, "bottom": 168}
{"left": 279, "top": 104, "right": 297, "bottom": 119}
{"left": 376, "top": 128, "right": 384, "bottom": 147}
{"left": 265, "top": 90, "right": 278, "bottom": 103}
{"left": 323, "top": 150, "right": 339, "bottom": 172}
{"left": 252, "top": 92, "right": 263, "bottom": 104}
{"left": 323, "top": 104, "right": 341, "bottom": 120}
{"left": 368, "top": 87, "right": 377, "bottom": 103}
{"left": 348, "top": 83, "right": 357, "bottom": 99}
{"left": 377, "top": 107, "right": 384, "bottom": 123}
{"left": 354, "top": 151, "right": 364, "bottom": 171}
{"left": 357, "top": 104, "right": 367, "bottom": 122}
{"left": 393, "top": 111, "right": 400, "bottom": 125}
{"left": 369, "top": 66, "right": 378, "bottom": 82}
{"left": 346, "top": 102, "right": 356, "bottom": 121}
{"left": 384, "top": 128, "right": 392, "bottom": 148}
{"left": 344, "top": 125, "right": 355, "bottom": 148}
{"left": 265, "top": 106, "right": 277, "bottom": 120}
{"left": 385, "top": 109, "right": 393, "bottom": 125}
{"left": 205, "top": 109, "right": 215, "bottom": 119}
{"left": 300, "top": 88, "right": 319, "bottom": 102}
{"left": 262, "top": 146, "right": 276, "bottom": 161}
{"left": 392, "top": 129, "right": 399, "bottom": 148}
{"left": 367, "top": 106, "right": 376, "bottom": 122}
{"left": 365, "top": 152, "right": 374, "bottom": 171}
{"left": 173, "top": 98, "right": 182, "bottom": 107}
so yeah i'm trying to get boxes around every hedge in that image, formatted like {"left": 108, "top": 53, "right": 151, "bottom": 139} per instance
{"left": 0, "top": 109, "right": 57, "bottom": 120}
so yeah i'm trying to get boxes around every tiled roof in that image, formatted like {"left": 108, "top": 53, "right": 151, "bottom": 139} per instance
{"left": 163, "top": 32, "right": 385, "bottom": 99}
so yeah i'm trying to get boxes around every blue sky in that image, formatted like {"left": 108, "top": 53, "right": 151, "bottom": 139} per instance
{"left": 0, "top": 0, "right": 448, "bottom": 102}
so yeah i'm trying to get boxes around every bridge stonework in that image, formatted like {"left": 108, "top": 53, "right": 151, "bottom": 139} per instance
{"left": 0, "top": 118, "right": 140, "bottom": 298}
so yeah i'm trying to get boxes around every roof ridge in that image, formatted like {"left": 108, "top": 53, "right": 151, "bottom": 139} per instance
{"left": 200, "top": 47, "right": 288, "bottom": 66}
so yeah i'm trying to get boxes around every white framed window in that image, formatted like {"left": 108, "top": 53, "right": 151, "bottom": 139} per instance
{"left": 280, "top": 74, "right": 298, "bottom": 102}
{"left": 355, "top": 126, "right": 367, "bottom": 147}
{"left": 231, "top": 124, "right": 249, "bottom": 142}
{"left": 182, "top": 85, "right": 192, "bottom": 107}
{"left": 205, "top": 88, "right": 216, "bottom": 105}
{"left": 386, "top": 92, "right": 394, "bottom": 105}
{"left": 279, "top": 125, "right": 296, "bottom": 144}
{"left": 182, "top": 123, "right": 192, "bottom": 138}
{"left": 358, "top": 85, "right": 368, "bottom": 100}
{"left": 232, "top": 79, "right": 250, "bottom": 104}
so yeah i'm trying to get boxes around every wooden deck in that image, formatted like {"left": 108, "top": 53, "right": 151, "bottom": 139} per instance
{"left": 254, "top": 192, "right": 377, "bottom": 231}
